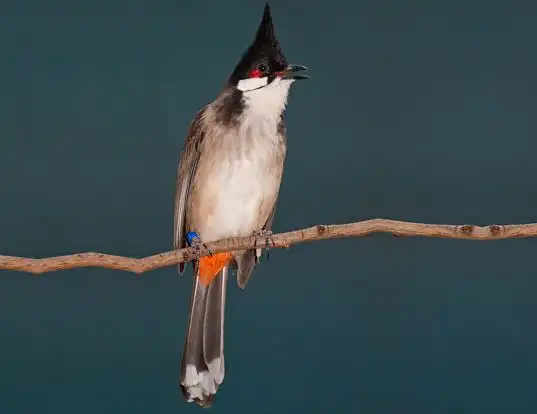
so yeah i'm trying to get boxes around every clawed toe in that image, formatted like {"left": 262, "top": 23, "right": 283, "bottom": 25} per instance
{"left": 253, "top": 230, "right": 275, "bottom": 261}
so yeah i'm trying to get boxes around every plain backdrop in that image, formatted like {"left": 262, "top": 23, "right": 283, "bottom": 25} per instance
{"left": 1, "top": 0, "right": 537, "bottom": 412}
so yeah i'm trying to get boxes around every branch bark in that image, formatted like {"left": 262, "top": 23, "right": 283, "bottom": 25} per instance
{"left": 1, "top": 218, "right": 536, "bottom": 275}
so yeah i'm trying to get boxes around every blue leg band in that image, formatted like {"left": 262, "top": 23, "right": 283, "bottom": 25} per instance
{"left": 185, "top": 231, "right": 201, "bottom": 246}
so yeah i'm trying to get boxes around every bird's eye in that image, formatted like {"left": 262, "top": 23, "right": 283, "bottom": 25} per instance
{"left": 258, "top": 63, "right": 269, "bottom": 73}
{"left": 248, "top": 63, "right": 270, "bottom": 78}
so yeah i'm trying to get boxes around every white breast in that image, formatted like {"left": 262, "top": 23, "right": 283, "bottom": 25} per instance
{"left": 194, "top": 78, "right": 292, "bottom": 243}
{"left": 199, "top": 121, "right": 284, "bottom": 242}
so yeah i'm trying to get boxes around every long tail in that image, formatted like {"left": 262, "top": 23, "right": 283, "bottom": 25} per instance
{"left": 180, "top": 264, "right": 228, "bottom": 407}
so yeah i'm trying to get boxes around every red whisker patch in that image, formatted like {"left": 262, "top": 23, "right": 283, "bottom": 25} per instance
{"left": 249, "top": 69, "right": 262, "bottom": 78}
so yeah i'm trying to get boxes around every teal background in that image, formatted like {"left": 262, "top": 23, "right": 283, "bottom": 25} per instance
{"left": 1, "top": 0, "right": 537, "bottom": 412}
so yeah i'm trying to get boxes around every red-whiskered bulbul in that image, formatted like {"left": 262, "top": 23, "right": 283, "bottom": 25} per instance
{"left": 173, "top": 2, "right": 308, "bottom": 407}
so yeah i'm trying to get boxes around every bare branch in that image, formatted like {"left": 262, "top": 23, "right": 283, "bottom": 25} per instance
{"left": 1, "top": 218, "right": 536, "bottom": 275}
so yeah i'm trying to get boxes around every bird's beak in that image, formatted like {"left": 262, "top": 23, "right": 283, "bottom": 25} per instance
{"left": 276, "top": 64, "right": 309, "bottom": 80}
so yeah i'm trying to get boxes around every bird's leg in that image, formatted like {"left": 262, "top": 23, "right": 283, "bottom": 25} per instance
{"left": 185, "top": 231, "right": 212, "bottom": 260}
{"left": 253, "top": 230, "right": 275, "bottom": 263}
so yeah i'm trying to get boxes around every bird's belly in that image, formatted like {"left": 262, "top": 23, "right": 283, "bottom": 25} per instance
{"left": 197, "top": 157, "right": 280, "bottom": 243}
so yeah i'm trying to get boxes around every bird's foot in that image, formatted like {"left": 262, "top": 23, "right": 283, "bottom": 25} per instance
{"left": 185, "top": 231, "right": 212, "bottom": 260}
{"left": 253, "top": 230, "right": 275, "bottom": 263}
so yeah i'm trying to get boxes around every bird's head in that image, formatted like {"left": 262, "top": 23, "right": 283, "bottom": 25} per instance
{"left": 228, "top": 3, "right": 308, "bottom": 100}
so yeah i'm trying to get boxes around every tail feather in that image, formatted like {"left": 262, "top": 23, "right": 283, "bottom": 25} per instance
{"left": 180, "top": 266, "right": 228, "bottom": 407}
{"left": 203, "top": 269, "right": 226, "bottom": 383}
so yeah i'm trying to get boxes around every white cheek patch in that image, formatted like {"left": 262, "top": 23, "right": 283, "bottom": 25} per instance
{"left": 237, "top": 77, "right": 268, "bottom": 92}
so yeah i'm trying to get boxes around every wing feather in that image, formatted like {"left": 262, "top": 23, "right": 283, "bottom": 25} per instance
{"left": 174, "top": 108, "right": 207, "bottom": 274}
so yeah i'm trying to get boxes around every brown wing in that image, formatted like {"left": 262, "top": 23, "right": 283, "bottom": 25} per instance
{"left": 235, "top": 202, "right": 278, "bottom": 289}
{"left": 174, "top": 108, "right": 206, "bottom": 274}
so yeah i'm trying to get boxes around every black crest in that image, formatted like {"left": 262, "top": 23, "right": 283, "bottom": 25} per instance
{"left": 228, "top": 3, "right": 288, "bottom": 85}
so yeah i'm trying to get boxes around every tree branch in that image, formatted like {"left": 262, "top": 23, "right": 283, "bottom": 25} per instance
{"left": 1, "top": 218, "right": 536, "bottom": 275}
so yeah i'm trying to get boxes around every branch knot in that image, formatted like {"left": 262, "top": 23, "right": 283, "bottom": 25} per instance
{"left": 459, "top": 224, "right": 475, "bottom": 234}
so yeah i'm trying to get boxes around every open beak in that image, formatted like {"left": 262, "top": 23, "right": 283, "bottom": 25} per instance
{"left": 276, "top": 64, "right": 309, "bottom": 80}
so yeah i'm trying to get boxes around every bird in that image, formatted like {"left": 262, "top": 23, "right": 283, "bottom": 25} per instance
{"left": 173, "top": 2, "right": 308, "bottom": 407}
